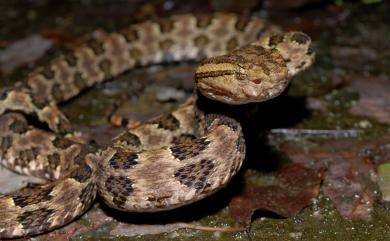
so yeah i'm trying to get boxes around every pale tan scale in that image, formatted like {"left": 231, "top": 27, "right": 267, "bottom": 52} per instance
{"left": 0, "top": 13, "right": 314, "bottom": 238}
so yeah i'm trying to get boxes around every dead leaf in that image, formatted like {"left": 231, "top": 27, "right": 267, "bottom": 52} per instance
{"left": 282, "top": 136, "right": 388, "bottom": 219}
{"left": 230, "top": 163, "right": 324, "bottom": 227}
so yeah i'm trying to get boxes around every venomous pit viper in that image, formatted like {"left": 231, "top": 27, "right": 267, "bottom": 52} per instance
{"left": 0, "top": 13, "right": 314, "bottom": 238}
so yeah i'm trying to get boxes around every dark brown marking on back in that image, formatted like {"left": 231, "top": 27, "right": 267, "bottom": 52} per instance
{"left": 153, "top": 114, "right": 180, "bottom": 131}
{"left": 98, "top": 58, "right": 112, "bottom": 78}
{"left": 64, "top": 52, "right": 78, "bottom": 67}
{"left": 105, "top": 175, "right": 134, "bottom": 208}
{"left": 40, "top": 66, "right": 55, "bottom": 79}
{"left": 129, "top": 47, "right": 142, "bottom": 61}
{"left": 170, "top": 137, "right": 210, "bottom": 161}
{"left": 9, "top": 118, "right": 29, "bottom": 134}
{"left": 172, "top": 134, "right": 197, "bottom": 145}
{"left": 51, "top": 83, "right": 64, "bottom": 102}
{"left": 194, "top": 34, "right": 210, "bottom": 48}
{"left": 17, "top": 208, "right": 54, "bottom": 231}
{"left": 71, "top": 163, "right": 92, "bottom": 183}
{"left": 115, "top": 131, "right": 141, "bottom": 147}
{"left": 13, "top": 185, "right": 54, "bottom": 208}
{"left": 174, "top": 159, "right": 215, "bottom": 190}
{"left": 268, "top": 34, "right": 284, "bottom": 46}
{"left": 227, "top": 37, "right": 239, "bottom": 52}
{"left": 52, "top": 137, "right": 74, "bottom": 149}
{"left": 156, "top": 18, "right": 175, "bottom": 33}
{"left": 159, "top": 39, "right": 174, "bottom": 50}
{"left": 196, "top": 14, "right": 214, "bottom": 28}
{"left": 121, "top": 28, "right": 139, "bottom": 42}
{"left": 73, "top": 72, "right": 88, "bottom": 89}
{"left": 87, "top": 38, "right": 105, "bottom": 55}
{"left": 0, "top": 136, "right": 12, "bottom": 152}
{"left": 78, "top": 182, "right": 97, "bottom": 207}
{"left": 109, "top": 152, "right": 138, "bottom": 169}
{"left": 47, "top": 153, "right": 61, "bottom": 170}
{"left": 0, "top": 88, "right": 9, "bottom": 100}
{"left": 234, "top": 16, "right": 251, "bottom": 32}
{"left": 17, "top": 147, "right": 40, "bottom": 166}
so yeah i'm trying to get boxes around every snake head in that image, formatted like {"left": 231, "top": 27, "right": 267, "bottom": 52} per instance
{"left": 195, "top": 31, "right": 314, "bottom": 105}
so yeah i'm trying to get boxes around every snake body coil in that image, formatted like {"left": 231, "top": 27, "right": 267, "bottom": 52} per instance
{"left": 0, "top": 13, "right": 314, "bottom": 238}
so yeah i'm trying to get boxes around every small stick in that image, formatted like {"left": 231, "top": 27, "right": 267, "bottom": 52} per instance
{"left": 269, "top": 128, "right": 361, "bottom": 138}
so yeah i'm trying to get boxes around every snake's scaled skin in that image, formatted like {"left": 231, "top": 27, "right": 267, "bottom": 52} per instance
{"left": 0, "top": 13, "right": 314, "bottom": 238}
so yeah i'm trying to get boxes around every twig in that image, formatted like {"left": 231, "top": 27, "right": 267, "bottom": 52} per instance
{"left": 269, "top": 128, "right": 361, "bottom": 138}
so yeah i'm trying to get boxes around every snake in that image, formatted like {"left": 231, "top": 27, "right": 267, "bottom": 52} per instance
{"left": 0, "top": 13, "right": 314, "bottom": 238}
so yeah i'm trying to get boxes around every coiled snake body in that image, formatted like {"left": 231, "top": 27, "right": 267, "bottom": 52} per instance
{"left": 0, "top": 13, "right": 314, "bottom": 238}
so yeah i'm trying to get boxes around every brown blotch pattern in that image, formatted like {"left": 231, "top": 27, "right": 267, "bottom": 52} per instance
{"left": 171, "top": 133, "right": 197, "bottom": 145}
{"left": 156, "top": 18, "right": 175, "bottom": 33}
{"left": 47, "top": 153, "right": 61, "bottom": 171}
{"left": 269, "top": 34, "right": 284, "bottom": 46}
{"left": 194, "top": 34, "right": 210, "bottom": 48}
{"left": 17, "top": 148, "right": 39, "bottom": 166}
{"left": 0, "top": 136, "right": 12, "bottom": 153}
{"left": 64, "top": 52, "right": 78, "bottom": 67}
{"left": 17, "top": 208, "right": 54, "bottom": 231}
{"left": 153, "top": 114, "right": 180, "bottom": 131}
{"left": 30, "top": 95, "right": 49, "bottom": 110}
{"left": 129, "top": 47, "right": 142, "bottom": 61}
{"left": 78, "top": 182, "right": 97, "bottom": 207}
{"left": 159, "top": 39, "right": 175, "bottom": 50}
{"left": 71, "top": 163, "right": 92, "bottom": 183}
{"left": 98, "top": 59, "right": 112, "bottom": 78}
{"left": 51, "top": 83, "right": 64, "bottom": 102}
{"left": 87, "top": 38, "right": 105, "bottom": 55}
{"left": 115, "top": 131, "right": 141, "bottom": 147}
{"left": 9, "top": 118, "right": 28, "bottom": 134}
{"left": 109, "top": 152, "right": 138, "bottom": 169}
{"left": 170, "top": 137, "right": 210, "bottom": 161}
{"left": 73, "top": 72, "right": 88, "bottom": 89}
{"left": 121, "top": 28, "right": 139, "bottom": 42}
{"left": 105, "top": 175, "right": 134, "bottom": 207}
{"left": 196, "top": 14, "right": 213, "bottom": 28}
{"left": 234, "top": 16, "right": 251, "bottom": 32}
{"left": 12, "top": 186, "right": 54, "bottom": 208}
{"left": 40, "top": 66, "right": 55, "bottom": 79}
{"left": 227, "top": 37, "right": 239, "bottom": 51}
{"left": 52, "top": 137, "right": 74, "bottom": 149}
{"left": 174, "top": 159, "right": 215, "bottom": 190}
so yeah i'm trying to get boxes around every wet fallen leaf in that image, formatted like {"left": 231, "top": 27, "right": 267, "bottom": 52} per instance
{"left": 282, "top": 136, "right": 389, "bottom": 219}
{"left": 230, "top": 163, "right": 324, "bottom": 227}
